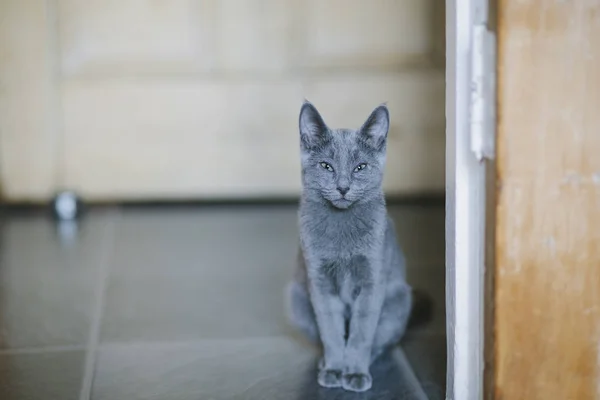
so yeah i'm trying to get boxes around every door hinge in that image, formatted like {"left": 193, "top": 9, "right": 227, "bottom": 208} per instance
{"left": 470, "top": 24, "right": 496, "bottom": 162}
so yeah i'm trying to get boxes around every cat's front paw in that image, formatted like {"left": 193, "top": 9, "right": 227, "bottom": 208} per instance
{"left": 318, "top": 368, "right": 343, "bottom": 388}
{"left": 342, "top": 372, "right": 372, "bottom": 392}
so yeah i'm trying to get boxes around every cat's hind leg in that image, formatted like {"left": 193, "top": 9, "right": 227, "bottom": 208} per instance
{"left": 285, "top": 280, "right": 320, "bottom": 343}
{"left": 370, "top": 284, "right": 412, "bottom": 363}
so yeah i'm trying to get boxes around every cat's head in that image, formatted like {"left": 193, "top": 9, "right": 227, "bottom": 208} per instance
{"left": 298, "top": 101, "right": 389, "bottom": 209}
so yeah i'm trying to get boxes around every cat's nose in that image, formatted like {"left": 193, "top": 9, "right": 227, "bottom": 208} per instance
{"left": 337, "top": 186, "right": 350, "bottom": 196}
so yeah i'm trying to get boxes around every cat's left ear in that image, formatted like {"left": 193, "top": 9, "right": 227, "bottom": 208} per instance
{"left": 359, "top": 104, "right": 390, "bottom": 150}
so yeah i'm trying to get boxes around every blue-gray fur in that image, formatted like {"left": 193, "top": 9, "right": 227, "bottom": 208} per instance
{"left": 286, "top": 101, "right": 413, "bottom": 393}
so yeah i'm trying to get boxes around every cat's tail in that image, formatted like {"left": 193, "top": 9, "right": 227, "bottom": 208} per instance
{"left": 407, "top": 288, "right": 435, "bottom": 329}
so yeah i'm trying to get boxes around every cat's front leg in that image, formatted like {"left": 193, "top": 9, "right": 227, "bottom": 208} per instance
{"left": 343, "top": 276, "right": 385, "bottom": 392}
{"left": 307, "top": 275, "right": 346, "bottom": 388}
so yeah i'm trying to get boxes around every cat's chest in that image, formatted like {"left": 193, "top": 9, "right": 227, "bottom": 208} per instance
{"left": 319, "top": 255, "right": 372, "bottom": 305}
{"left": 303, "top": 212, "right": 378, "bottom": 256}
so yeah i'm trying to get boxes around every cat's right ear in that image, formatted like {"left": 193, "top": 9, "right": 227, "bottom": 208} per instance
{"left": 299, "top": 101, "right": 329, "bottom": 150}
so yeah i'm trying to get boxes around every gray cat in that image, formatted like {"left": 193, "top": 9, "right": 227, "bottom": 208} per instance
{"left": 286, "top": 101, "right": 413, "bottom": 392}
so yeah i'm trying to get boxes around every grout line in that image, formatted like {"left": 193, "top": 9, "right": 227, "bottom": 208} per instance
{"left": 95, "top": 335, "right": 308, "bottom": 350}
{"left": 0, "top": 345, "right": 85, "bottom": 355}
{"left": 78, "top": 209, "right": 119, "bottom": 400}
{"left": 393, "top": 347, "right": 430, "bottom": 400}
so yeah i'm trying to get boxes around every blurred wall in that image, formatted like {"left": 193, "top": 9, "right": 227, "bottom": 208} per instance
{"left": 0, "top": 0, "right": 445, "bottom": 202}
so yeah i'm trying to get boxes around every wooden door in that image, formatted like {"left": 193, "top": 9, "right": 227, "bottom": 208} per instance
{"left": 0, "top": 0, "right": 445, "bottom": 202}
{"left": 492, "top": 1, "right": 600, "bottom": 399}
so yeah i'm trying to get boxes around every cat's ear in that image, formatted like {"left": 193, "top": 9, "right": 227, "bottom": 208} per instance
{"left": 359, "top": 104, "right": 390, "bottom": 150}
{"left": 299, "top": 101, "right": 329, "bottom": 150}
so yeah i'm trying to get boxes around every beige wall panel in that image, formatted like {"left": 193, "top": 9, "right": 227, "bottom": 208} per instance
{"left": 0, "top": 0, "right": 445, "bottom": 201}
{"left": 58, "top": 0, "right": 217, "bottom": 77}
{"left": 61, "top": 80, "right": 304, "bottom": 199}
{"left": 303, "top": 0, "right": 435, "bottom": 68}
{"left": 61, "top": 71, "right": 444, "bottom": 200}
{"left": 383, "top": 129, "right": 444, "bottom": 194}
{"left": 303, "top": 71, "right": 445, "bottom": 133}
{"left": 217, "top": 0, "right": 293, "bottom": 72}
{"left": 0, "top": 1, "right": 57, "bottom": 200}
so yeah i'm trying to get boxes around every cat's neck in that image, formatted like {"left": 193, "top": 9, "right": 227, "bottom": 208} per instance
{"left": 300, "top": 189, "right": 386, "bottom": 213}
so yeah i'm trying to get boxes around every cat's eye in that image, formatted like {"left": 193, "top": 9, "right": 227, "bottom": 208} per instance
{"left": 320, "top": 162, "right": 334, "bottom": 172}
{"left": 354, "top": 163, "right": 368, "bottom": 172}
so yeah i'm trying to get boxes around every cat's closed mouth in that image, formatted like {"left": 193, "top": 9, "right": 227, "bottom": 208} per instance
{"left": 330, "top": 197, "right": 353, "bottom": 209}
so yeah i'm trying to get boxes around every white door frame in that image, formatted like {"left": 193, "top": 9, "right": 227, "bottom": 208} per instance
{"left": 446, "top": 0, "right": 494, "bottom": 398}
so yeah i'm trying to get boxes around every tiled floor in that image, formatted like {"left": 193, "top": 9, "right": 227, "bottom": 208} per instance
{"left": 0, "top": 203, "right": 445, "bottom": 400}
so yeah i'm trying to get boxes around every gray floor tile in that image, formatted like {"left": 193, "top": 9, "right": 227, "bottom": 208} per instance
{"left": 101, "top": 206, "right": 299, "bottom": 342}
{"left": 0, "top": 211, "right": 112, "bottom": 349}
{"left": 402, "top": 333, "right": 447, "bottom": 400}
{"left": 0, "top": 350, "right": 85, "bottom": 400}
{"left": 92, "top": 339, "right": 425, "bottom": 400}
{"left": 0, "top": 203, "right": 446, "bottom": 399}
{"left": 388, "top": 205, "right": 445, "bottom": 265}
